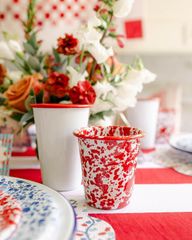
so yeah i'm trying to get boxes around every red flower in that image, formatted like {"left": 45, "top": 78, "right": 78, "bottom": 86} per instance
{"left": 69, "top": 81, "right": 96, "bottom": 104}
{"left": 57, "top": 34, "right": 79, "bottom": 55}
{"left": 45, "top": 72, "right": 69, "bottom": 98}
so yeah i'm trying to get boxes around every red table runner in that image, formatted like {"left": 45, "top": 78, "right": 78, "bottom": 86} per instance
{"left": 10, "top": 168, "right": 192, "bottom": 184}
{"left": 90, "top": 212, "right": 192, "bottom": 240}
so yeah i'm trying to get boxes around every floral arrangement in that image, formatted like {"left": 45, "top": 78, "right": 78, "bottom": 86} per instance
{"left": 0, "top": 0, "right": 156, "bottom": 128}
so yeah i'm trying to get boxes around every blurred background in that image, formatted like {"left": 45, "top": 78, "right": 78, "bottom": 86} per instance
{"left": 0, "top": 0, "right": 191, "bottom": 133}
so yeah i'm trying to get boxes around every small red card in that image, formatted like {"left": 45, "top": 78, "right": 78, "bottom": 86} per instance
{"left": 124, "top": 20, "right": 143, "bottom": 39}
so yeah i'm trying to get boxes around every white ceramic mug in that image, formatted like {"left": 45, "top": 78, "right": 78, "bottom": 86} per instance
{"left": 125, "top": 98, "right": 160, "bottom": 150}
{"left": 32, "top": 104, "right": 91, "bottom": 191}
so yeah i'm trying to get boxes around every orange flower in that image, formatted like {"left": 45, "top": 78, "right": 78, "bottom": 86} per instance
{"left": 4, "top": 73, "right": 43, "bottom": 112}
{"left": 0, "top": 64, "right": 7, "bottom": 85}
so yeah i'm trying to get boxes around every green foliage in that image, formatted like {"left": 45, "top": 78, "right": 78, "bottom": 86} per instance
{"left": 35, "top": 90, "right": 44, "bottom": 103}
{"left": 20, "top": 109, "right": 34, "bottom": 127}
{"left": 0, "top": 96, "right": 6, "bottom": 105}
{"left": 28, "top": 56, "right": 41, "bottom": 71}
{"left": 11, "top": 112, "right": 24, "bottom": 122}
{"left": 23, "top": 0, "right": 37, "bottom": 38}
{"left": 89, "top": 110, "right": 113, "bottom": 121}
{"left": 101, "top": 0, "right": 114, "bottom": 7}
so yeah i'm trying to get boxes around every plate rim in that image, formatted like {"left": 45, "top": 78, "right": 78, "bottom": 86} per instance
{"left": 0, "top": 176, "right": 77, "bottom": 240}
{"left": 169, "top": 133, "right": 192, "bottom": 154}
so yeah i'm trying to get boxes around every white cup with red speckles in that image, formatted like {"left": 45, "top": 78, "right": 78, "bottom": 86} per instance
{"left": 74, "top": 126, "right": 143, "bottom": 210}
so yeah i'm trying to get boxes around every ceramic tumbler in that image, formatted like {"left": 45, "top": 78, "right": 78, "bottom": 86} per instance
{"left": 125, "top": 98, "right": 160, "bottom": 150}
{"left": 74, "top": 126, "right": 143, "bottom": 210}
{"left": 32, "top": 104, "right": 91, "bottom": 191}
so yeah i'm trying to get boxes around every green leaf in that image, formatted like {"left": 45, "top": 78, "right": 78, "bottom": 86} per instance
{"left": 28, "top": 56, "right": 40, "bottom": 71}
{"left": 108, "top": 32, "right": 117, "bottom": 38}
{"left": 35, "top": 90, "right": 44, "bottom": 103}
{"left": 25, "top": 95, "right": 36, "bottom": 111}
{"left": 11, "top": 112, "right": 23, "bottom": 122}
{"left": 0, "top": 97, "right": 6, "bottom": 105}
{"left": 20, "top": 109, "right": 34, "bottom": 124}
{"left": 27, "top": 32, "right": 39, "bottom": 51}
{"left": 23, "top": 42, "right": 36, "bottom": 55}
{"left": 89, "top": 110, "right": 113, "bottom": 122}
{"left": 53, "top": 48, "right": 61, "bottom": 63}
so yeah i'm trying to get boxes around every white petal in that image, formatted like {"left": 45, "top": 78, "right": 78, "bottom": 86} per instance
{"left": 93, "top": 82, "right": 116, "bottom": 99}
{"left": 140, "top": 68, "right": 157, "bottom": 83}
{"left": 0, "top": 41, "right": 14, "bottom": 60}
{"left": 67, "top": 66, "right": 88, "bottom": 87}
{"left": 78, "top": 27, "right": 101, "bottom": 47}
{"left": 87, "top": 43, "right": 113, "bottom": 64}
{"left": 91, "top": 98, "right": 113, "bottom": 114}
{"left": 8, "top": 40, "right": 22, "bottom": 53}
{"left": 88, "top": 11, "right": 102, "bottom": 28}
{"left": 7, "top": 71, "right": 22, "bottom": 82}
{"left": 124, "top": 68, "right": 156, "bottom": 92}
{"left": 113, "top": 0, "right": 135, "bottom": 18}
{"left": 109, "top": 84, "right": 138, "bottom": 112}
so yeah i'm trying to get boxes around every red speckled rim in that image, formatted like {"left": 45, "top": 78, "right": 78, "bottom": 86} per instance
{"left": 73, "top": 126, "right": 144, "bottom": 141}
{"left": 31, "top": 104, "right": 92, "bottom": 109}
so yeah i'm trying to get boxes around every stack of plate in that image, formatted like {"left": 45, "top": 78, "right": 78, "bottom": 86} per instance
{"left": 169, "top": 133, "right": 192, "bottom": 154}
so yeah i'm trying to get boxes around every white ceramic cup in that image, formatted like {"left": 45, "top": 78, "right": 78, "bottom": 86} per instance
{"left": 32, "top": 104, "right": 91, "bottom": 191}
{"left": 125, "top": 98, "right": 160, "bottom": 150}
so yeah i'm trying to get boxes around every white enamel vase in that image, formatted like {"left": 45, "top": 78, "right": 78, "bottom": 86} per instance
{"left": 32, "top": 104, "right": 91, "bottom": 191}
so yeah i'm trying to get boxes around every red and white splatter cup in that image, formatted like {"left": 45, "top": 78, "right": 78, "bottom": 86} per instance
{"left": 74, "top": 126, "right": 143, "bottom": 210}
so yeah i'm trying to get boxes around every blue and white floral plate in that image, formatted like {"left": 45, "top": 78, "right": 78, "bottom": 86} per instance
{"left": 0, "top": 176, "right": 76, "bottom": 240}
{"left": 170, "top": 133, "right": 192, "bottom": 154}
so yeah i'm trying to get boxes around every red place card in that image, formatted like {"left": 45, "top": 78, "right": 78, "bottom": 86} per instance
{"left": 124, "top": 20, "right": 143, "bottom": 39}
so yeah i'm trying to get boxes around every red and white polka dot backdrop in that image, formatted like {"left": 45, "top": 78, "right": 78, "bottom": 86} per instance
{"left": 0, "top": 0, "right": 143, "bottom": 51}
{"left": 0, "top": 0, "right": 96, "bottom": 25}
{"left": 0, "top": 0, "right": 96, "bottom": 50}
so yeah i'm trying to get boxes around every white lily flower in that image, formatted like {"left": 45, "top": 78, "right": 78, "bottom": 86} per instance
{"left": 7, "top": 71, "right": 22, "bottom": 83}
{"left": 78, "top": 26, "right": 101, "bottom": 47}
{"left": 0, "top": 41, "right": 14, "bottom": 60}
{"left": 67, "top": 66, "right": 88, "bottom": 87}
{"left": 110, "top": 84, "right": 138, "bottom": 112}
{"left": 140, "top": 68, "right": 157, "bottom": 83}
{"left": 0, "top": 40, "right": 22, "bottom": 60}
{"left": 113, "top": 0, "right": 135, "bottom": 18}
{"left": 87, "top": 43, "right": 113, "bottom": 64}
{"left": 125, "top": 68, "right": 156, "bottom": 92}
{"left": 93, "top": 81, "right": 116, "bottom": 99}
{"left": 8, "top": 40, "right": 22, "bottom": 53}
{"left": 91, "top": 98, "right": 114, "bottom": 114}
{"left": 88, "top": 11, "right": 102, "bottom": 28}
{"left": 109, "top": 68, "right": 156, "bottom": 112}
{"left": 77, "top": 18, "right": 113, "bottom": 64}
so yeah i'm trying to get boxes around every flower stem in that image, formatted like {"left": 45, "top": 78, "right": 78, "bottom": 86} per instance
{"left": 89, "top": 12, "right": 113, "bottom": 81}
